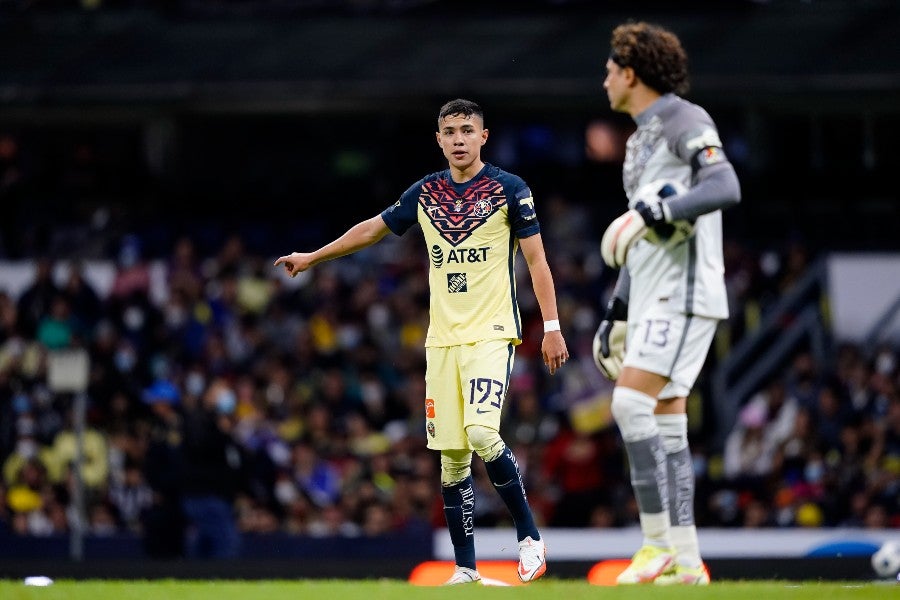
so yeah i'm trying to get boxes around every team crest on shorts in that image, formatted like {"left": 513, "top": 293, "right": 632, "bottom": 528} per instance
{"left": 427, "top": 421, "right": 436, "bottom": 438}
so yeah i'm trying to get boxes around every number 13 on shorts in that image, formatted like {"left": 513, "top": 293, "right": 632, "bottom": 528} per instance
{"left": 625, "top": 308, "right": 718, "bottom": 393}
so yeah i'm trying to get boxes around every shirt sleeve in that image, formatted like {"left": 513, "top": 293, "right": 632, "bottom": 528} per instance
{"left": 380, "top": 179, "right": 422, "bottom": 236}
{"left": 664, "top": 108, "right": 741, "bottom": 221}
{"left": 667, "top": 104, "right": 723, "bottom": 165}
{"left": 508, "top": 180, "right": 541, "bottom": 239}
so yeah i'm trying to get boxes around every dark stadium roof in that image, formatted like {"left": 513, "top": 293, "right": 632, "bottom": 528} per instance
{"left": 0, "top": 1, "right": 898, "bottom": 113}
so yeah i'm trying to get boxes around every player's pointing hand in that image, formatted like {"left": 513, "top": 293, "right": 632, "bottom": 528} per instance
{"left": 273, "top": 252, "right": 313, "bottom": 277}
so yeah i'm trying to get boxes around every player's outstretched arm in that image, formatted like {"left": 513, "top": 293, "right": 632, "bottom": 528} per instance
{"left": 519, "top": 233, "right": 569, "bottom": 375}
{"left": 273, "top": 215, "right": 391, "bottom": 278}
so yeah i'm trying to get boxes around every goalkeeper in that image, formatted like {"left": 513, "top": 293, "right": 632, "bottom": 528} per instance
{"left": 594, "top": 21, "right": 741, "bottom": 586}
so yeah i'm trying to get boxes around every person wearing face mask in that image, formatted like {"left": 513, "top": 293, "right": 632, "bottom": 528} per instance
{"left": 179, "top": 377, "right": 245, "bottom": 559}
{"left": 183, "top": 368, "right": 207, "bottom": 401}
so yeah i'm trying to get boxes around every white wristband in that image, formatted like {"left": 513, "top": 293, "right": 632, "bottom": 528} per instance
{"left": 543, "top": 319, "right": 561, "bottom": 333}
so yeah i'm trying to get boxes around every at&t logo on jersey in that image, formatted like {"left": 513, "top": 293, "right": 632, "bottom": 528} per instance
{"left": 448, "top": 247, "right": 489, "bottom": 264}
{"left": 447, "top": 273, "right": 468, "bottom": 293}
{"left": 431, "top": 245, "right": 490, "bottom": 269}
{"left": 430, "top": 245, "right": 444, "bottom": 268}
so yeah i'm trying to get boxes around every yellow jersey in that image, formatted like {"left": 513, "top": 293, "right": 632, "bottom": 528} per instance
{"left": 381, "top": 163, "right": 540, "bottom": 347}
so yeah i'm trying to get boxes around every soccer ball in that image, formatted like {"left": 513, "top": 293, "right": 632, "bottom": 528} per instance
{"left": 631, "top": 178, "right": 695, "bottom": 246}
{"left": 871, "top": 540, "right": 900, "bottom": 579}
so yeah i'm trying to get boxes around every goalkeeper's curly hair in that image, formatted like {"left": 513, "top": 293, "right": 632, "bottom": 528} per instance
{"left": 610, "top": 21, "right": 689, "bottom": 96}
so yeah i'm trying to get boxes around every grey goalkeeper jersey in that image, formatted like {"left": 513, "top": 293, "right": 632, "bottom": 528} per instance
{"left": 622, "top": 93, "right": 740, "bottom": 321}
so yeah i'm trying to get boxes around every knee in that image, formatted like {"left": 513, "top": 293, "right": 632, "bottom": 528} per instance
{"left": 465, "top": 425, "right": 504, "bottom": 461}
{"left": 610, "top": 387, "right": 659, "bottom": 442}
{"left": 440, "top": 450, "right": 473, "bottom": 486}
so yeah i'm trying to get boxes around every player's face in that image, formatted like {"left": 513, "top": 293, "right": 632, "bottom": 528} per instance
{"left": 604, "top": 58, "right": 631, "bottom": 113}
{"left": 436, "top": 113, "right": 488, "bottom": 177}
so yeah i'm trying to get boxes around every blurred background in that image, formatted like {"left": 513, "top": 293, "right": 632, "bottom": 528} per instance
{"left": 0, "top": 0, "right": 898, "bottom": 581}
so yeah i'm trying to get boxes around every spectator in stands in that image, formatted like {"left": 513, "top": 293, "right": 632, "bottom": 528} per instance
{"left": 786, "top": 352, "right": 823, "bottom": 411}
{"left": 6, "top": 456, "right": 56, "bottom": 536}
{"left": 307, "top": 502, "right": 361, "bottom": 537}
{"left": 810, "top": 382, "right": 852, "bottom": 452}
{"left": 2, "top": 413, "right": 53, "bottom": 489}
{"left": 107, "top": 459, "right": 153, "bottom": 533}
{"left": 741, "top": 497, "right": 775, "bottom": 528}
{"left": 541, "top": 418, "right": 607, "bottom": 527}
{"left": 746, "top": 376, "right": 800, "bottom": 451}
{"left": 166, "top": 235, "right": 204, "bottom": 302}
{"left": 180, "top": 376, "right": 245, "bottom": 558}
{"left": 61, "top": 262, "right": 103, "bottom": 335}
{"left": 16, "top": 257, "right": 60, "bottom": 338}
{"left": 291, "top": 438, "right": 341, "bottom": 509}
{"left": 109, "top": 235, "right": 151, "bottom": 302}
{"left": 772, "top": 406, "right": 819, "bottom": 485}
{"left": 360, "top": 501, "right": 393, "bottom": 537}
{"left": 35, "top": 294, "right": 77, "bottom": 350}
{"left": 500, "top": 377, "right": 560, "bottom": 448}
{"left": 723, "top": 399, "right": 776, "bottom": 480}
{"left": 88, "top": 500, "right": 120, "bottom": 536}
{"left": 140, "top": 380, "right": 184, "bottom": 558}
{"left": 0, "top": 289, "right": 19, "bottom": 343}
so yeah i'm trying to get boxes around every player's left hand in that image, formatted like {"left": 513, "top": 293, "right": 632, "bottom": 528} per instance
{"left": 542, "top": 330, "right": 569, "bottom": 375}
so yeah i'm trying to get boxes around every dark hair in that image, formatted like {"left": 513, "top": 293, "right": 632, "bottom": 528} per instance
{"left": 437, "top": 98, "right": 484, "bottom": 127}
{"left": 609, "top": 21, "right": 689, "bottom": 96}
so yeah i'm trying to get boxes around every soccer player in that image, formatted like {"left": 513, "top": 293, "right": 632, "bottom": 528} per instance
{"left": 594, "top": 22, "right": 741, "bottom": 585}
{"left": 274, "top": 99, "right": 569, "bottom": 585}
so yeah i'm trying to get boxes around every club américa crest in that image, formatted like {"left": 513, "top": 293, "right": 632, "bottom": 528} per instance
{"left": 473, "top": 198, "right": 493, "bottom": 217}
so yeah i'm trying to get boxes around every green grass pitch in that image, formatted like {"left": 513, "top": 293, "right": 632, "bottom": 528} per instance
{"left": 1, "top": 579, "right": 897, "bottom": 600}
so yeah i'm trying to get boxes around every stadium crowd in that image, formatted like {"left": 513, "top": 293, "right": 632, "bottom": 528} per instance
{"left": 0, "top": 198, "right": 897, "bottom": 557}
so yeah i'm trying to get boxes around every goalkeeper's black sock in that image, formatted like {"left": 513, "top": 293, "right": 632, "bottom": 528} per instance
{"left": 441, "top": 476, "right": 476, "bottom": 570}
{"left": 484, "top": 445, "right": 540, "bottom": 542}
